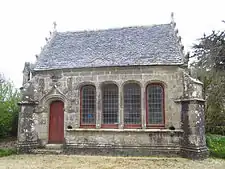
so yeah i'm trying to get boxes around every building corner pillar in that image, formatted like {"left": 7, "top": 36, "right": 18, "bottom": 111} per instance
{"left": 17, "top": 82, "right": 39, "bottom": 153}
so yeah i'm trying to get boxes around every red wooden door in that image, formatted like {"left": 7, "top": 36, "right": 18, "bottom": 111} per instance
{"left": 49, "top": 100, "right": 64, "bottom": 143}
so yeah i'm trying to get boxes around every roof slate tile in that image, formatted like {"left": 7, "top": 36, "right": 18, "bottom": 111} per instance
{"left": 34, "top": 24, "right": 184, "bottom": 70}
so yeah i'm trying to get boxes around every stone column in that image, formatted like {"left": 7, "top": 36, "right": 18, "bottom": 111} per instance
{"left": 179, "top": 73, "right": 208, "bottom": 159}
{"left": 17, "top": 101, "right": 38, "bottom": 153}
{"left": 119, "top": 84, "right": 124, "bottom": 129}
{"left": 141, "top": 86, "right": 146, "bottom": 129}
{"left": 180, "top": 99, "right": 208, "bottom": 159}
{"left": 17, "top": 81, "right": 39, "bottom": 153}
{"left": 96, "top": 83, "right": 101, "bottom": 128}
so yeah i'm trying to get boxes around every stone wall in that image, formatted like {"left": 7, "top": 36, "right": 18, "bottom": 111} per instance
{"left": 31, "top": 65, "right": 183, "bottom": 145}
{"left": 64, "top": 128, "right": 183, "bottom": 156}
{"left": 17, "top": 65, "right": 208, "bottom": 159}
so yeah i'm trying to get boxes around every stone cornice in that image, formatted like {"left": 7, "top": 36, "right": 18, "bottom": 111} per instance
{"left": 174, "top": 98, "right": 205, "bottom": 103}
{"left": 18, "top": 101, "right": 39, "bottom": 106}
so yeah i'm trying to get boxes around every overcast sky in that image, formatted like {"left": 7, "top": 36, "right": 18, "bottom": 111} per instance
{"left": 0, "top": 0, "right": 224, "bottom": 88}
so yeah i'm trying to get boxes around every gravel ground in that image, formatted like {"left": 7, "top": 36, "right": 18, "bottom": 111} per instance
{"left": 0, "top": 155, "right": 225, "bottom": 169}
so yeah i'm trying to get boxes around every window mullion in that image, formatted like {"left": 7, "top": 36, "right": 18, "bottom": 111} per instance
{"left": 119, "top": 85, "right": 123, "bottom": 129}
{"left": 96, "top": 83, "right": 101, "bottom": 128}
{"left": 142, "top": 86, "right": 146, "bottom": 129}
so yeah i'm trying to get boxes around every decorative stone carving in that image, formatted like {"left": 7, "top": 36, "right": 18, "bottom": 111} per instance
{"left": 49, "top": 81, "right": 61, "bottom": 87}
{"left": 38, "top": 79, "right": 45, "bottom": 93}
{"left": 63, "top": 88, "right": 69, "bottom": 95}
{"left": 67, "top": 77, "right": 73, "bottom": 91}
{"left": 50, "top": 72, "right": 62, "bottom": 82}
{"left": 39, "top": 85, "right": 68, "bottom": 103}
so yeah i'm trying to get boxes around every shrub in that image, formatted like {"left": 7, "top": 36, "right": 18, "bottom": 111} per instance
{"left": 0, "top": 76, "right": 20, "bottom": 138}
{"left": 206, "top": 126, "right": 225, "bottom": 136}
{"left": 0, "top": 105, "right": 13, "bottom": 137}
{"left": 206, "top": 134, "right": 225, "bottom": 159}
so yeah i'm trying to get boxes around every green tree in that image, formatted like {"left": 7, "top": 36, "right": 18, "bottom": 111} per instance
{"left": 192, "top": 30, "right": 225, "bottom": 70}
{"left": 191, "top": 27, "right": 225, "bottom": 135}
{"left": 0, "top": 74, "right": 20, "bottom": 138}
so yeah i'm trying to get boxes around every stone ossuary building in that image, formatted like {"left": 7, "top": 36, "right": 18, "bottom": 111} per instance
{"left": 18, "top": 19, "right": 208, "bottom": 159}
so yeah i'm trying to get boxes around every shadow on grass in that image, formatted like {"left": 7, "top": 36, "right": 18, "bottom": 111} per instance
{"left": 0, "top": 137, "right": 17, "bottom": 157}
{"left": 0, "top": 148, "right": 17, "bottom": 157}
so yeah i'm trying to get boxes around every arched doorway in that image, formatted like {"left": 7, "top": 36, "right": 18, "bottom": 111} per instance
{"left": 49, "top": 100, "right": 64, "bottom": 143}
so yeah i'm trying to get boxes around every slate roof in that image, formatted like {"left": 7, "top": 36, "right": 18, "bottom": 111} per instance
{"left": 34, "top": 24, "right": 184, "bottom": 70}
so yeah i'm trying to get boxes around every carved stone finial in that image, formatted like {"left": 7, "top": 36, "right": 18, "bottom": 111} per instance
{"left": 182, "top": 52, "right": 190, "bottom": 67}
{"left": 178, "top": 36, "right": 182, "bottom": 43}
{"left": 170, "top": 12, "right": 176, "bottom": 28}
{"left": 53, "top": 21, "right": 57, "bottom": 31}
{"left": 171, "top": 12, "right": 174, "bottom": 22}
{"left": 181, "top": 45, "right": 184, "bottom": 51}
{"left": 185, "top": 52, "right": 190, "bottom": 61}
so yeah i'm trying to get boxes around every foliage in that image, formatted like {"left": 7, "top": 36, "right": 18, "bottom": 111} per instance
{"left": 0, "top": 74, "right": 20, "bottom": 138}
{"left": 206, "top": 134, "right": 225, "bottom": 159}
{"left": 0, "top": 148, "right": 16, "bottom": 157}
{"left": 191, "top": 28, "right": 225, "bottom": 135}
{"left": 202, "top": 71, "right": 225, "bottom": 135}
{"left": 191, "top": 30, "right": 225, "bottom": 70}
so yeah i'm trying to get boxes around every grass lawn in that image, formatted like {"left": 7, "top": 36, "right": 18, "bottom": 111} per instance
{"left": 206, "top": 134, "right": 225, "bottom": 159}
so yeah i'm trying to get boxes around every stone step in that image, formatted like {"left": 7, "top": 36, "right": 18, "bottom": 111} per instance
{"left": 33, "top": 148, "right": 63, "bottom": 154}
{"left": 45, "top": 144, "right": 63, "bottom": 149}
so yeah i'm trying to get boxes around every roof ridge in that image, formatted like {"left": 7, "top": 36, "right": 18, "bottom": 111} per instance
{"left": 57, "top": 23, "right": 172, "bottom": 34}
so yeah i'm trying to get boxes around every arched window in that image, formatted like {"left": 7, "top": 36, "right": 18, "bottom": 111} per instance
{"left": 123, "top": 83, "right": 141, "bottom": 128}
{"left": 80, "top": 85, "right": 96, "bottom": 127}
{"left": 102, "top": 84, "right": 119, "bottom": 128}
{"left": 146, "top": 83, "right": 164, "bottom": 127}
